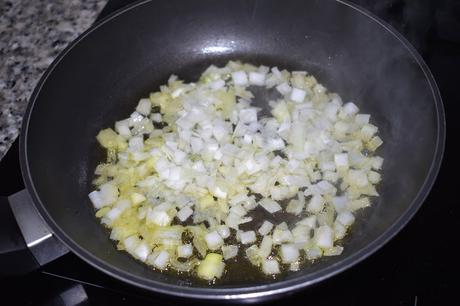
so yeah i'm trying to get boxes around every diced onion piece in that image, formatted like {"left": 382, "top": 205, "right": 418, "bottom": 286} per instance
{"left": 249, "top": 72, "right": 266, "bottom": 86}
{"left": 151, "top": 113, "right": 162, "bottom": 122}
{"left": 130, "top": 192, "right": 146, "bottom": 205}
{"left": 262, "top": 259, "right": 280, "bottom": 275}
{"left": 367, "top": 136, "right": 383, "bottom": 151}
{"left": 286, "top": 199, "right": 304, "bottom": 215}
{"left": 205, "top": 231, "right": 224, "bottom": 250}
{"left": 177, "top": 244, "right": 193, "bottom": 258}
{"left": 258, "top": 236, "right": 273, "bottom": 259}
{"left": 232, "top": 71, "right": 248, "bottom": 86}
{"left": 88, "top": 191, "right": 104, "bottom": 209}
{"left": 276, "top": 82, "right": 291, "bottom": 95}
{"left": 323, "top": 246, "right": 344, "bottom": 256}
{"left": 297, "top": 216, "right": 317, "bottom": 228}
{"left": 368, "top": 171, "right": 381, "bottom": 184}
{"left": 272, "top": 228, "right": 294, "bottom": 245}
{"left": 115, "top": 120, "right": 131, "bottom": 138}
{"left": 348, "top": 197, "right": 371, "bottom": 211}
{"left": 315, "top": 226, "right": 334, "bottom": 249}
{"left": 258, "top": 221, "right": 274, "bottom": 236}
{"left": 348, "top": 170, "right": 369, "bottom": 187}
{"left": 290, "top": 262, "right": 300, "bottom": 271}
{"left": 332, "top": 196, "right": 348, "bottom": 212}
{"left": 176, "top": 206, "right": 193, "bottom": 222}
{"left": 100, "top": 183, "right": 119, "bottom": 203}
{"left": 124, "top": 236, "right": 140, "bottom": 253}
{"left": 210, "top": 79, "right": 225, "bottom": 90}
{"left": 238, "top": 230, "right": 257, "bottom": 244}
{"left": 292, "top": 225, "right": 311, "bottom": 248}
{"left": 148, "top": 250, "right": 170, "bottom": 269}
{"left": 133, "top": 241, "right": 150, "bottom": 262}
{"left": 245, "top": 245, "right": 260, "bottom": 266}
{"left": 306, "top": 195, "right": 325, "bottom": 213}
{"left": 222, "top": 245, "right": 239, "bottom": 260}
{"left": 360, "top": 124, "right": 378, "bottom": 141}
{"left": 239, "top": 108, "right": 258, "bottom": 124}
{"left": 306, "top": 246, "right": 323, "bottom": 260}
{"left": 290, "top": 87, "right": 307, "bottom": 103}
{"left": 147, "top": 209, "right": 172, "bottom": 227}
{"left": 334, "top": 153, "right": 349, "bottom": 170}
{"left": 136, "top": 98, "right": 152, "bottom": 116}
{"left": 342, "top": 102, "right": 359, "bottom": 116}
{"left": 280, "top": 244, "right": 300, "bottom": 264}
{"left": 259, "top": 198, "right": 282, "bottom": 213}
{"left": 197, "top": 253, "right": 225, "bottom": 280}
{"left": 216, "top": 225, "right": 231, "bottom": 239}
{"left": 336, "top": 211, "right": 355, "bottom": 227}
{"left": 355, "top": 114, "right": 370, "bottom": 125}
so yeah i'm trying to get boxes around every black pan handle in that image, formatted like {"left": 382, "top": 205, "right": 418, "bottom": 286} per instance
{"left": 0, "top": 190, "right": 69, "bottom": 277}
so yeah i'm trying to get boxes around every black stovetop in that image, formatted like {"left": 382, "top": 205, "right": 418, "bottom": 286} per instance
{"left": 1, "top": 0, "right": 457, "bottom": 305}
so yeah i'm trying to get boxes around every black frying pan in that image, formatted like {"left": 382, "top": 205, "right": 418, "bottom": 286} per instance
{"left": 0, "top": 0, "right": 444, "bottom": 301}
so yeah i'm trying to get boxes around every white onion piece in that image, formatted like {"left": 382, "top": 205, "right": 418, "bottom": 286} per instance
{"left": 315, "top": 226, "right": 334, "bottom": 249}
{"left": 148, "top": 250, "right": 170, "bottom": 269}
{"left": 249, "top": 72, "right": 266, "bottom": 86}
{"left": 136, "top": 98, "right": 152, "bottom": 116}
{"left": 306, "top": 247, "right": 323, "bottom": 260}
{"left": 133, "top": 241, "right": 150, "bottom": 262}
{"left": 205, "top": 231, "right": 224, "bottom": 250}
{"left": 238, "top": 231, "right": 257, "bottom": 245}
{"left": 290, "top": 87, "right": 307, "bottom": 103}
{"left": 177, "top": 244, "right": 193, "bottom": 258}
{"left": 280, "top": 244, "right": 300, "bottom": 263}
{"left": 216, "top": 225, "right": 231, "bottom": 239}
{"left": 176, "top": 206, "right": 193, "bottom": 222}
{"left": 258, "top": 236, "right": 273, "bottom": 259}
{"left": 232, "top": 71, "right": 248, "bottom": 86}
{"left": 276, "top": 82, "right": 292, "bottom": 95}
{"left": 336, "top": 211, "right": 355, "bottom": 227}
{"left": 306, "top": 195, "right": 325, "bottom": 213}
{"left": 222, "top": 245, "right": 239, "bottom": 260}
{"left": 151, "top": 113, "right": 162, "bottom": 123}
{"left": 258, "top": 221, "right": 274, "bottom": 236}
{"left": 262, "top": 259, "right": 280, "bottom": 275}
{"left": 259, "top": 198, "right": 282, "bottom": 213}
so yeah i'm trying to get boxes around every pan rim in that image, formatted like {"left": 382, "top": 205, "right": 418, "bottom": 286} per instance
{"left": 20, "top": 0, "right": 446, "bottom": 300}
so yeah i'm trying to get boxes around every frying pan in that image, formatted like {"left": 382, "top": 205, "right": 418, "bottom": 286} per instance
{"left": 0, "top": 0, "right": 444, "bottom": 301}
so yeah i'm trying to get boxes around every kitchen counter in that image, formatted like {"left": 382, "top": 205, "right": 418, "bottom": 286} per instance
{"left": 0, "top": 0, "right": 106, "bottom": 160}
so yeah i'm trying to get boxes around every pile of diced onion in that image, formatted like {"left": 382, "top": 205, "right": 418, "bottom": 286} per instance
{"left": 88, "top": 61, "right": 383, "bottom": 281}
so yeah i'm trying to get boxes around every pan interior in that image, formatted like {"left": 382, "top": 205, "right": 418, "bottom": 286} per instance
{"left": 23, "top": 0, "right": 440, "bottom": 291}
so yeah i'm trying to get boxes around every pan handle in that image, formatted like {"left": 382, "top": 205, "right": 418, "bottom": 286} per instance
{"left": 0, "top": 190, "right": 69, "bottom": 276}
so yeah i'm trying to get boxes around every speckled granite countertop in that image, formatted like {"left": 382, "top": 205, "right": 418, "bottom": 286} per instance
{"left": 0, "top": 0, "right": 107, "bottom": 160}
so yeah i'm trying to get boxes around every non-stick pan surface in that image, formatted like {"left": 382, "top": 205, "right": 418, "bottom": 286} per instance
{"left": 20, "top": 0, "right": 444, "bottom": 300}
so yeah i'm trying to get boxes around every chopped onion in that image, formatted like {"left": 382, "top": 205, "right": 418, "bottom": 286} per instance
{"left": 262, "top": 259, "right": 280, "bottom": 275}
{"left": 238, "top": 231, "right": 257, "bottom": 245}
{"left": 205, "top": 231, "right": 224, "bottom": 250}
{"left": 280, "top": 244, "right": 300, "bottom": 264}
{"left": 249, "top": 72, "right": 266, "bottom": 86}
{"left": 90, "top": 61, "right": 384, "bottom": 280}
{"left": 197, "top": 253, "right": 225, "bottom": 280}
{"left": 315, "top": 226, "right": 334, "bottom": 249}
{"left": 290, "top": 87, "right": 307, "bottom": 103}
{"left": 259, "top": 198, "right": 282, "bottom": 213}
{"left": 177, "top": 244, "right": 193, "bottom": 258}
{"left": 222, "top": 245, "right": 239, "bottom": 260}
{"left": 258, "top": 221, "right": 274, "bottom": 236}
{"left": 232, "top": 71, "right": 248, "bottom": 86}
